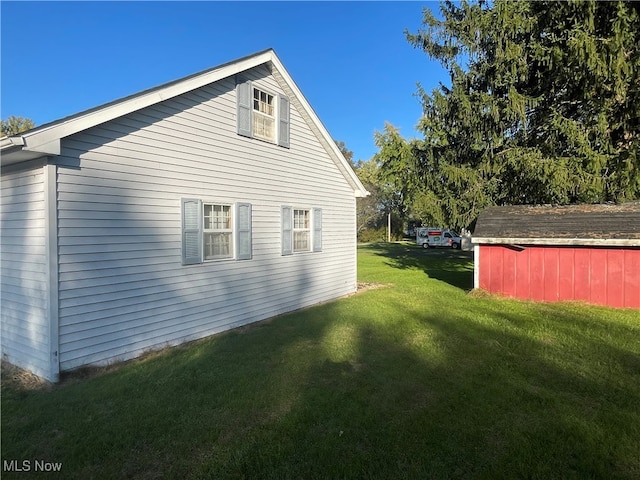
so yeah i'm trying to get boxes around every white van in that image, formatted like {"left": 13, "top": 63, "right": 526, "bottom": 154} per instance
{"left": 416, "top": 227, "right": 461, "bottom": 249}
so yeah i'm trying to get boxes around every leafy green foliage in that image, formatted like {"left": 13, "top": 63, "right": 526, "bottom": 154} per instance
{"left": 350, "top": 151, "right": 406, "bottom": 240}
{"left": 1, "top": 116, "right": 35, "bottom": 136}
{"left": 379, "top": 0, "right": 639, "bottom": 230}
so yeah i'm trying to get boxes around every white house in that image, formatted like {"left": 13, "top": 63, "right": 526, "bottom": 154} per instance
{"left": 1, "top": 49, "right": 368, "bottom": 381}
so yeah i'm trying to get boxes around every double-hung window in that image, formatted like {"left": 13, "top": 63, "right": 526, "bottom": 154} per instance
{"left": 237, "top": 77, "right": 290, "bottom": 148}
{"left": 282, "top": 206, "right": 322, "bottom": 255}
{"left": 293, "top": 209, "right": 310, "bottom": 253}
{"left": 252, "top": 88, "right": 275, "bottom": 142}
{"left": 182, "top": 199, "right": 252, "bottom": 265}
{"left": 203, "top": 204, "right": 233, "bottom": 260}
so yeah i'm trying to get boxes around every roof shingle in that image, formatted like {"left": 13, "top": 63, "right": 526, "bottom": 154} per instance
{"left": 473, "top": 202, "right": 640, "bottom": 240}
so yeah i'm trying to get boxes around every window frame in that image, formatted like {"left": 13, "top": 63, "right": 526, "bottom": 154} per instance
{"left": 293, "top": 208, "right": 311, "bottom": 253}
{"left": 282, "top": 206, "right": 322, "bottom": 256}
{"left": 252, "top": 87, "right": 276, "bottom": 143}
{"left": 181, "top": 198, "right": 252, "bottom": 265}
{"left": 202, "top": 202, "right": 234, "bottom": 261}
{"left": 236, "top": 77, "right": 290, "bottom": 148}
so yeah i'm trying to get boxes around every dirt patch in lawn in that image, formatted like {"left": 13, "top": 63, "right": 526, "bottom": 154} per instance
{"left": 1, "top": 360, "right": 54, "bottom": 391}
{"left": 357, "top": 282, "right": 390, "bottom": 293}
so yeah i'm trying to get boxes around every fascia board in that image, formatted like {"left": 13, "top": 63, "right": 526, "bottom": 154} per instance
{"left": 268, "top": 53, "right": 369, "bottom": 198}
{"left": 1, "top": 136, "right": 24, "bottom": 148}
{"left": 24, "top": 138, "right": 60, "bottom": 156}
{"left": 14, "top": 51, "right": 275, "bottom": 155}
{"left": 473, "top": 237, "right": 640, "bottom": 247}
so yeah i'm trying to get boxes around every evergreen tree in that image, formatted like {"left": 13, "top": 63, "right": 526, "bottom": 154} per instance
{"left": 379, "top": 0, "right": 639, "bottom": 229}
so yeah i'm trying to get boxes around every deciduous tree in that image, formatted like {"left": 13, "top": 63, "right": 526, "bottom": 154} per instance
{"left": 1, "top": 116, "right": 35, "bottom": 136}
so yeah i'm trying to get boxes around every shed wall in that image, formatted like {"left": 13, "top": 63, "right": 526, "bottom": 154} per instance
{"left": 54, "top": 66, "right": 358, "bottom": 371}
{"left": 0, "top": 160, "right": 53, "bottom": 377}
{"left": 478, "top": 244, "right": 640, "bottom": 308}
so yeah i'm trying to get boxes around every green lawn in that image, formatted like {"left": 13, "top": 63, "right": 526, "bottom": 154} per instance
{"left": 2, "top": 243, "right": 640, "bottom": 479}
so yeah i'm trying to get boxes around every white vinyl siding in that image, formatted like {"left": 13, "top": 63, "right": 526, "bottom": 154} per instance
{"left": 52, "top": 64, "right": 357, "bottom": 373}
{"left": 0, "top": 160, "right": 53, "bottom": 380}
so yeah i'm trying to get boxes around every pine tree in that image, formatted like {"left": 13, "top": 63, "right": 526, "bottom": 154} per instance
{"left": 379, "top": 0, "right": 639, "bottom": 229}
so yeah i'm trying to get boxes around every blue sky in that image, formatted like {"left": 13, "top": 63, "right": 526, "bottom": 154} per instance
{"left": 1, "top": 1, "right": 449, "bottom": 162}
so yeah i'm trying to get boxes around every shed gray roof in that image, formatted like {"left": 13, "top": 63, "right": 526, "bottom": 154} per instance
{"left": 473, "top": 202, "right": 640, "bottom": 246}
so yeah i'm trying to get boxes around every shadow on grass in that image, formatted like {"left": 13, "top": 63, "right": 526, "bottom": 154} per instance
{"left": 2, "top": 255, "right": 639, "bottom": 479}
{"left": 308, "top": 298, "right": 636, "bottom": 476}
{"left": 199, "top": 298, "right": 640, "bottom": 479}
{"left": 362, "top": 242, "right": 474, "bottom": 291}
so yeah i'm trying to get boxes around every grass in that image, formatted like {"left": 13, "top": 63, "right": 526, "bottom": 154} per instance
{"left": 2, "top": 242, "right": 640, "bottom": 479}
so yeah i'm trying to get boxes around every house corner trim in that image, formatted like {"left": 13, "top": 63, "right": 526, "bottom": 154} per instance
{"left": 44, "top": 163, "right": 60, "bottom": 382}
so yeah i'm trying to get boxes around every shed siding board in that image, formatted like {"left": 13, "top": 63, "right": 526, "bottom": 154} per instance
{"left": 589, "top": 251, "right": 607, "bottom": 306}
{"left": 543, "top": 248, "right": 559, "bottom": 302}
{"left": 502, "top": 248, "right": 516, "bottom": 297}
{"left": 529, "top": 248, "right": 545, "bottom": 302}
{"left": 479, "top": 244, "right": 640, "bottom": 308}
{"left": 557, "top": 248, "right": 575, "bottom": 302}
{"left": 624, "top": 251, "right": 640, "bottom": 308}
{"left": 514, "top": 247, "right": 529, "bottom": 299}
{"left": 0, "top": 161, "right": 52, "bottom": 378}
{"left": 55, "top": 67, "right": 358, "bottom": 371}
{"left": 573, "top": 248, "right": 590, "bottom": 302}
{"left": 606, "top": 250, "right": 624, "bottom": 308}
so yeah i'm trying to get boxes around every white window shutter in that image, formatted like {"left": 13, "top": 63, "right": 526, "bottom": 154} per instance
{"left": 237, "top": 77, "right": 252, "bottom": 137}
{"left": 182, "top": 198, "right": 202, "bottom": 265}
{"left": 313, "top": 208, "right": 322, "bottom": 252}
{"left": 236, "top": 203, "right": 252, "bottom": 260}
{"left": 282, "top": 206, "right": 293, "bottom": 256}
{"left": 278, "top": 94, "right": 290, "bottom": 148}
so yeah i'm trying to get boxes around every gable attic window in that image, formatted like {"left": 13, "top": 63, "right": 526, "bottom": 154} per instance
{"left": 237, "top": 77, "right": 290, "bottom": 148}
{"left": 253, "top": 88, "right": 275, "bottom": 141}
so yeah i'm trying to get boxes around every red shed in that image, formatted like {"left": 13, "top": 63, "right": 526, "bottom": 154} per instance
{"left": 472, "top": 202, "right": 640, "bottom": 309}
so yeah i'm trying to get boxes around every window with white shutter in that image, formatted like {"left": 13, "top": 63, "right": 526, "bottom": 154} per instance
{"left": 181, "top": 199, "right": 252, "bottom": 264}
{"left": 282, "top": 207, "right": 322, "bottom": 255}
{"left": 236, "top": 77, "right": 290, "bottom": 148}
{"left": 203, "top": 203, "right": 233, "bottom": 260}
{"left": 236, "top": 203, "right": 252, "bottom": 260}
{"left": 312, "top": 208, "right": 322, "bottom": 252}
{"left": 182, "top": 198, "right": 203, "bottom": 265}
{"left": 282, "top": 206, "right": 293, "bottom": 256}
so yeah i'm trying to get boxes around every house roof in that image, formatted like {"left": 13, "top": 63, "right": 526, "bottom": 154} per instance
{"left": 1, "top": 49, "right": 368, "bottom": 197}
{"left": 473, "top": 202, "right": 640, "bottom": 247}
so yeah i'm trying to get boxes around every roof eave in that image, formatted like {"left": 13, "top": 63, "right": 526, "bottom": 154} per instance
{"left": 268, "top": 52, "right": 369, "bottom": 198}
{"left": 1, "top": 135, "right": 61, "bottom": 165}
{"left": 1, "top": 48, "right": 370, "bottom": 197}
{"left": 13, "top": 50, "right": 274, "bottom": 152}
